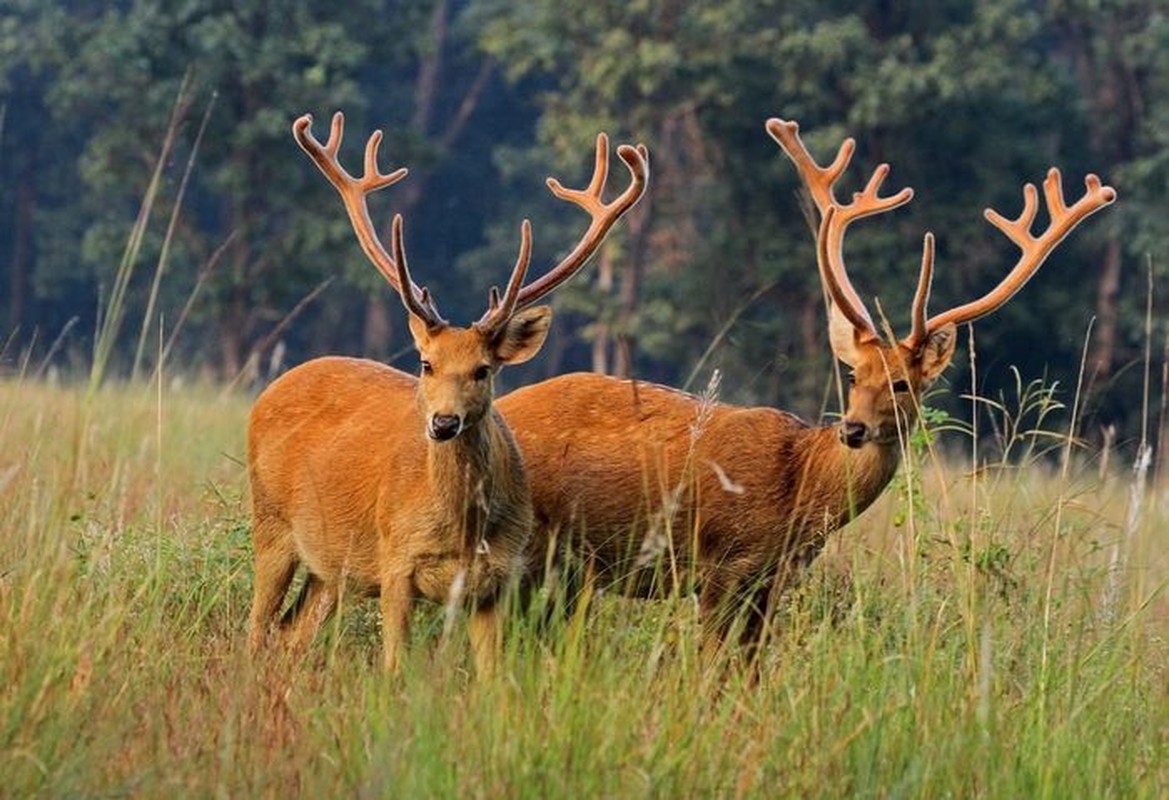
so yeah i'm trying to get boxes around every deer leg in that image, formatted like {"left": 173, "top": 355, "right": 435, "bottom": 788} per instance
{"left": 697, "top": 577, "right": 741, "bottom": 667}
{"left": 736, "top": 583, "right": 777, "bottom": 679}
{"left": 541, "top": 543, "right": 592, "bottom": 628}
{"left": 468, "top": 602, "right": 501, "bottom": 679}
{"left": 248, "top": 523, "right": 298, "bottom": 652}
{"left": 286, "top": 574, "right": 338, "bottom": 652}
{"left": 379, "top": 573, "right": 413, "bottom": 673}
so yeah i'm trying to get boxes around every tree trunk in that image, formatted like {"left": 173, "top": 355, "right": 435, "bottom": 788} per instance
{"left": 1091, "top": 236, "right": 1123, "bottom": 380}
{"left": 360, "top": 0, "right": 492, "bottom": 358}
{"left": 413, "top": 0, "right": 448, "bottom": 134}
{"left": 8, "top": 176, "right": 32, "bottom": 333}
{"left": 363, "top": 292, "right": 394, "bottom": 361}
{"left": 219, "top": 316, "right": 243, "bottom": 382}
{"left": 591, "top": 248, "right": 614, "bottom": 374}
{"left": 220, "top": 281, "right": 249, "bottom": 381}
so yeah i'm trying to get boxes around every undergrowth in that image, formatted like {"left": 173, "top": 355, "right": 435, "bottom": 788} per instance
{"left": 0, "top": 374, "right": 1165, "bottom": 797}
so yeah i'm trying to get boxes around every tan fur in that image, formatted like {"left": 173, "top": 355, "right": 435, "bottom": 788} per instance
{"left": 253, "top": 115, "right": 649, "bottom": 673}
{"left": 494, "top": 115, "right": 1110, "bottom": 655}
{"left": 498, "top": 326, "right": 954, "bottom": 651}
{"left": 248, "top": 310, "right": 548, "bottom": 674}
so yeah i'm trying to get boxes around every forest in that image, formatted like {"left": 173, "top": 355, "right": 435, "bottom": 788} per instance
{"left": 3, "top": 4, "right": 1169, "bottom": 795}
{"left": 1, "top": 0, "right": 1166, "bottom": 453}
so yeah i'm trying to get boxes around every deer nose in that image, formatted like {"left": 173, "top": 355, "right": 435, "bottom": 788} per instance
{"left": 428, "top": 414, "right": 462, "bottom": 441}
{"left": 841, "top": 420, "right": 867, "bottom": 449}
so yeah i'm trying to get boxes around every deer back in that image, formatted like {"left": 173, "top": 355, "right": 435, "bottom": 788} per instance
{"left": 498, "top": 373, "right": 901, "bottom": 590}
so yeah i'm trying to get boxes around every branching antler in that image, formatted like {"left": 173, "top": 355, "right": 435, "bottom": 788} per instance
{"left": 768, "top": 118, "right": 913, "bottom": 342}
{"left": 293, "top": 112, "right": 408, "bottom": 291}
{"left": 477, "top": 133, "right": 650, "bottom": 331}
{"left": 905, "top": 169, "right": 1117, "bottom": 347}
{"left": 293, "top": 112, "right": 450, "bottom": 325}
{"left": 770, "top": 116, "right": 1116, "bottom": 350}
{"left": 296, "top": 112, "right": 649, "bottom": 334}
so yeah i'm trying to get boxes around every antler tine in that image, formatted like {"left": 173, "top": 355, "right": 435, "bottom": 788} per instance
{"left": 822, "top": 165, "right": 916, "bottom": 342}
{"left": 476, "top": 220, "right": 533, "bottom": 333}
{"left": 846, "top": 164, "right": 915, "bottom": 222}
{"left": 390, "top": 214, "right": 446, "bottom": 329}
{"left": 924, "top": 168, "right": 1117, "bottom": 333}
{"left": 292, "top": 112, "right": 409, "bottom": 292}
{"left": 906, "top": 232, "right": 936, "bottom": 347}
{"left": 505, "top": 133, "right": 649, "bottom": 309}
{"left": 765, "top": 117, "right": 854, "bottom": 214}
{"left": 818, "top": 207, "right": 881, "bottom": 340}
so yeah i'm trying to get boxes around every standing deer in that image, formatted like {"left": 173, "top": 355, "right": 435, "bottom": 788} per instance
{"left": 498, "top": 118, "right": 1115, "bottom": 653}
{"left": 248, "top": 112, "right": 648, "bottom": 673}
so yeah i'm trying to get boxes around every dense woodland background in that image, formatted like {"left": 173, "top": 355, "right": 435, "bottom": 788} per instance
{"left": 1, "top": 0, "right": 1165, "bottom": 453}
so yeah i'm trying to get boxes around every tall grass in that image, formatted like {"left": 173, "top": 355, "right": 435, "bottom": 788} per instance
{"left": 88, "top": 73, "right": 195, "bottom": 396}
{"left": 0, "top": 370, "right": 1165, "bottom": 797}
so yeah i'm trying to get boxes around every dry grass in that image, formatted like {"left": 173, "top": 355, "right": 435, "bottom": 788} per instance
{"left": 1, "top": 375, "right": 1166, "bottom": 797}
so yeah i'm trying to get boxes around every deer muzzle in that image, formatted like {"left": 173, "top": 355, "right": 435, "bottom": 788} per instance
{"left": 840, "top": 420, "right": 867, "bottom": 449}
{"left": 428, "top": 414, "right": 463, "bottom": 441}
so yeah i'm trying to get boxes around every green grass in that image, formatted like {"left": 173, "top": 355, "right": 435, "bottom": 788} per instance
{"left": 1, "top": 377, "right": 1166, "bottom": 797}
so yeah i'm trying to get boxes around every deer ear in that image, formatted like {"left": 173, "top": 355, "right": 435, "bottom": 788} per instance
{"left": 918, "top": 322, "right": 957, "bottom": 382}
{"left": 407, "top": 313, "right": 441, "bottom": 349}
{"left": 827, "top": 302, "right": 865, "bottom": 368}
{"left": 492, "top": 305, "right": 552, "bottom": 365}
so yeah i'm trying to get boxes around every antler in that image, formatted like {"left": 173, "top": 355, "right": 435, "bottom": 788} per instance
{"left": 477, "top": 133, "right": 650, "bottom": 331}
{"left": 293, "top": 111, "right": 452, "bottom": 326}
{"left": 768, "top": 118, "right": 913, "bottom": 342}
{"left": 475, "top": 220, "right": 534, "bottom": 334}
{"left": 293, "top": 113, "right": 407, "bottom": 289}
{"left": 388, "top": 214, "right": 446, "bottom": 328}
{"left": 766, "top": 118, "right": 856, "bottom": 217}
{"left": 297, "top": 113, "right": 648, "bottom": 333}
{"left": 904, "top": 168, "right": 1117, "bottom": 348}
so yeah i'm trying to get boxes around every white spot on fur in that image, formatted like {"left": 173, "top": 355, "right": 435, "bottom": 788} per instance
{"left": 708, "top": 461, "right": 745, "bottom": 495}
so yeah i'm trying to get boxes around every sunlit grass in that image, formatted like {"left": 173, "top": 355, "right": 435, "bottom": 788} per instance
{"left": 0, "top": 376, "right": 1165, "bottom": 796}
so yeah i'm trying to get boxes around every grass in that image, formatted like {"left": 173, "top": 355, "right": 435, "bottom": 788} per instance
{"left": 1, "top": 375, "right": 1166, "bottom": 798}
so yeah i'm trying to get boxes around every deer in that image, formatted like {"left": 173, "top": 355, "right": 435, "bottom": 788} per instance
{"left": 247, "top": 111, "right": 648, "bottom": 674}
{"left": 497, "top": 118, "right": 1116, "bottom": 657}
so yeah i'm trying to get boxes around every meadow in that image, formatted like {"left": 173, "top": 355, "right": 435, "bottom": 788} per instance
{"left": 0, "top": 373, "right": 1166, "bottom": 797}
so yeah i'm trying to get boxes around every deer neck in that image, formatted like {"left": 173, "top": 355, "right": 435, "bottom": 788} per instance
{"left": 790, "top": 426, "right": 903, "bottom": 536}
{"left": 425, "top": 415, "right": 511, "bottom": 539}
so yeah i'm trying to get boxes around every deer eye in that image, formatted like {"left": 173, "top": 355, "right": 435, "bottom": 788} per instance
{"left": 473, "top": 365, "right": 491, "bottom": 382}
{"left": 892, "top": 379, "right": 910, "bottom": 393}
{"left": 420, "top": 360, "right": 433, "bottom": 376}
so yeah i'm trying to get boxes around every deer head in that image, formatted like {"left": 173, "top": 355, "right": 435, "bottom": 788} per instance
{"left": 767, "top": 118, "right": 1116, "bottom": 449}
{"left": 293, "top": 112, "right": 649, "bottom": 441}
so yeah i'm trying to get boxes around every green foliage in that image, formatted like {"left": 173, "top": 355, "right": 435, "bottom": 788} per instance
{"left": 0, "top": 0, "right": 1165, "bottom": 442}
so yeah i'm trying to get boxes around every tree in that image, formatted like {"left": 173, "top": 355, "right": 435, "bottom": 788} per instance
{"left": 1, "top": 0, "right": 519, "bottom": 379}
{"left": 0, "top": 0, "right": 81, "bottom": 348}
{"left": 1044, "top": 1, "right": 1168, "bottom": 412}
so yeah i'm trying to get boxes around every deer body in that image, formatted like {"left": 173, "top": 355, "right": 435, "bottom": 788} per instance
{"left": 246, "top": 112, "right": 648, "bottom": 672}
{"left": 503, "top": 117, "right": 1114, "bottom": 653}
{"left": 249, "top": 356, "right": 531, "bottom": 671}
{"left": 503, "top": 371, "right": 900, "bottom": 579}
{"left": 501, "top": 372, "right": 905, "bottom": 645}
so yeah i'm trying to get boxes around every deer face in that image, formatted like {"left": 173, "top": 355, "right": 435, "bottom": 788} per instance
{"left": 828, "top": 304, "right": 956, "bottom": 449}
{"left": 409, "top": 307, "right": 552, "bottom": 441}
{"left": 768, "top": 115, "right": 1115, "bottom": 452}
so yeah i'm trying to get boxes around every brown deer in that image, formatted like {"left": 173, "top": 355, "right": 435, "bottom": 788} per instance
{"left": 247, "top": 112, "right": 648, "bottom": 673}
{"left": 498, "top": 118, "right": 1115, "bottom": 654}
